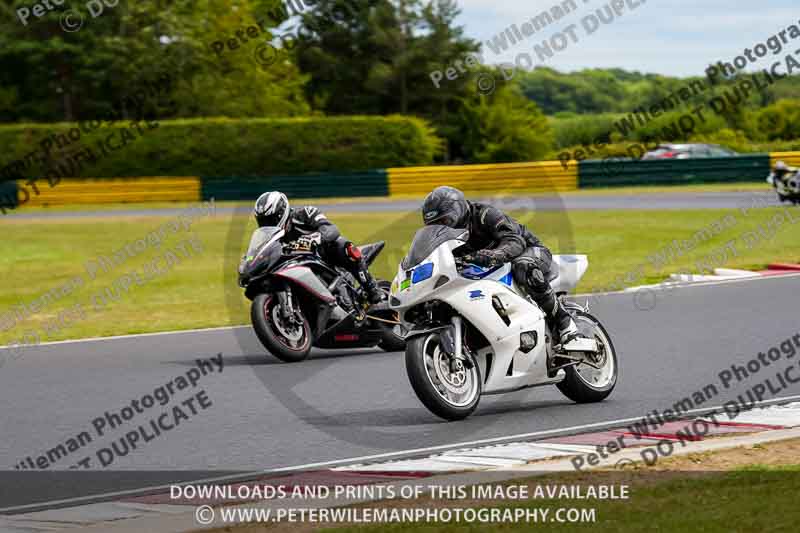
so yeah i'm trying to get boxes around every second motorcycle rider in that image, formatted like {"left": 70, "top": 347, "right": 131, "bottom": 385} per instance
{"left": 253, "top": 191, "right": 384, "bottom": 304}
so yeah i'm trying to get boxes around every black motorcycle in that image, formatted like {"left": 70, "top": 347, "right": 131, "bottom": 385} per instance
{"left": 238, "top": 226, "right": 405, "bottom": 362}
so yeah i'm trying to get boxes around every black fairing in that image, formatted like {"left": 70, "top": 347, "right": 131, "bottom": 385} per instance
{"left": 238, "top": 227, "right": 283, "bottom": 282}
{"left": 239, "top": 229, "right": 394, "bottom": 349}
{"left": 359, "top": 241, "right": 385, "bottom": 266}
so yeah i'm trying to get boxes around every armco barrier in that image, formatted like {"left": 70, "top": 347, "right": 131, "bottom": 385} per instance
{"left": 578, "top": 154, "right": 771, "bottom": 188}
{"left": 7, "top": 151, "right": 795, "bottom": 211}
{"left": 17, "top": 177, "right": 200, "bottom": 206}
{"left": 770, "top": 151, "right": 800, "bottom": 168}
{"left": 387, "top": 161, "right": 577, "bottom": 197}
{"left": 1, "top": 180, "right": 19, "bottom": 212}
{"left": 200, "top": 170, "right": 389, "bottom": 201}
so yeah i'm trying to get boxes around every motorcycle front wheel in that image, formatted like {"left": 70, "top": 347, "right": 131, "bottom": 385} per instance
{"left": 251, "top": 293, "right": 312, "bottom": 363}
{"left": 406, "top": 332, "right": 482, "bottom": 421}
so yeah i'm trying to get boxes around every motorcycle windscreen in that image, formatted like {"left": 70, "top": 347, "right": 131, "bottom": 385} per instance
{"left": 401, "top": 225, "right": 468, "bottom": 269}
{"left": 239, "top": 226, "right": 283, "bottom": 276}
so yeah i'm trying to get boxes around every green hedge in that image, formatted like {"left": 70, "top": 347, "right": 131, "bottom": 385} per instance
{"left": 0, "top": 116, "right": 440, "bottom": 179}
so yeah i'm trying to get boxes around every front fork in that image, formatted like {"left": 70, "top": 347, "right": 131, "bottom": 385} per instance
{"left": 439, "top": 316, "right": 474, "bottom": 370}
{"left": 276, "top": 287, "right": 299, "bottom": 324}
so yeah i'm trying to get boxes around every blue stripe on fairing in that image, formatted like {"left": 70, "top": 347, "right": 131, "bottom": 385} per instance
{"left": 461, "top": 264, "right": 504, "bottom": 279}
{"left": 499, "top": 273, "right": 513, "bottom": 286}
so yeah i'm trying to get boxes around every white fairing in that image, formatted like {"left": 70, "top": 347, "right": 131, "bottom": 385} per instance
{"left": 391, "top": 238, "right": 589, "bottom": 394}
{"left": 550, "top": 255, "right": 588, "bottom": 294}
{"left": 768, "top": 170, "right": 800, "bottom": 194}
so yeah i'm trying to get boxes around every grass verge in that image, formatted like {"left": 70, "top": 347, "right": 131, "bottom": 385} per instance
{"left": 2, "top": 204, "right": 799, "bottom": 344}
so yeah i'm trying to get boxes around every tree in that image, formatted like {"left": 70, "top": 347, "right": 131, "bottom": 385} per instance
{"left": 292, "top": 0, "right": 557, "bottom": 162}
{"left": 0, "top": 0, "right": 310, "bottom": 122}
{"left": 293, "top": 0, "right": 481, "bottom": 155}
{"left": 456, "top": 77, "right": 553, "bottom": 163}
{"left": 756, "top": 99, "right": 800, "bottom": 141}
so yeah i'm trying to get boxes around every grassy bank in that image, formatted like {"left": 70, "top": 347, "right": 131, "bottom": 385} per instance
{"left": 2, "top": 204, "right": 799, "bottom": 344}
{"left": 330, "top": 467, "right": 800, "bottom": 533}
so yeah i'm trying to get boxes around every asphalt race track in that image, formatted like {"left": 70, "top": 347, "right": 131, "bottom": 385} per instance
{"left": 4, "top": 191, "right": 784, "bottom": 219}
{"left": 1, "top": 274, "right": 799, "bottom": 509}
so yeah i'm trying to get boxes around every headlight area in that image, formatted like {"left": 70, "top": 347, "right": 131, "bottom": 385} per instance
{"left": 391, "top": 262, "right": 449, "bottom": 309}
{"left": 394, "top": 262, "right": 434, "bottom": 296}
{"left": 411, "top": 262, "right": 434, "bottom": 283}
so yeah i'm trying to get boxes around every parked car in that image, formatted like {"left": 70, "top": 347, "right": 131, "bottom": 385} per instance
{"left": 642, "top": 143, "right": 738, "bottom": 160}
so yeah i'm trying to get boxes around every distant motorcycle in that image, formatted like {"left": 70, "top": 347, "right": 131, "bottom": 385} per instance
{"left": 389, "top": 225, "right": 618, "bottom": 421}
{"left": 238, "top": 227, "right": 405, "bottom": 362}
{"left": 767, "top": 161, "right": 800, "bottom": 204}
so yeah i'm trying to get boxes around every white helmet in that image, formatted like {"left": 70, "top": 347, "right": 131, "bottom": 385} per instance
{"left": 254, "top": 191, "right": 290, "bottom": 228}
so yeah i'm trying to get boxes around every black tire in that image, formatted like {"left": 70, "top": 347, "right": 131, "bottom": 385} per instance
{"left": 378, "top": 323, "right": 406, "bottom": 352}
{"left": 376, "top": 281, "right": 406, "bottom": 352}
{"left": 251, "top": 293, "right": 312, "bottom": 363}
{"left": 556, "top": 310, "right": 618, "bottom": 403}
{"left": 405, "top": 333, "right": 481, "bottom": 421}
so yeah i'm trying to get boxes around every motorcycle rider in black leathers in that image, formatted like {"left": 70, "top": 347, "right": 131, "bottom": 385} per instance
{"left": 421, "top": 186, "right": 585, "bottom": 347}
{"left": 773, "top": 161, "right": 796, "bottom": 186}
{"left": 253, "top": 191, "right": 384, "bottom": 304}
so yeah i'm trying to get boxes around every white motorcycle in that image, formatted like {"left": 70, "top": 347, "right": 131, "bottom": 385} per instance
{"left": 389, "top": 225, "right": 618, "bottom": 420}
{"left": 767, "top": 162, "right": 800, "bottom": 205}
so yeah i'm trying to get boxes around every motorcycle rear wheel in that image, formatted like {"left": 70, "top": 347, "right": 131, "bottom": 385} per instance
{"left": 406, "top": 332, "right": 481, "bottom": 420}
{"left": 251, "top": 293, "right": 312, "bottom": 363}
{"left": 556, "top": 310, "right": 618, "bottom": 403}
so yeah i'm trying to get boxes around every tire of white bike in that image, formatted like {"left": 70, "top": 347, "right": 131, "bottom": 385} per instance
{"left": 405, "top": 332, "right": 482, "bottom": 421}
{"left": 556, "top": 310, "right": 618, "bottom": 403}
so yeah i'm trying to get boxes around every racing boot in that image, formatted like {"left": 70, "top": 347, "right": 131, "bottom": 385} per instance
{"left": 345, "top": 242, "right": 384, "bottom": 304}
{"left": 525, "top": 273, "right": 592, "bottom": 351}
{"left": 551, "top": 301, "right": 599, "bottom": 352}
{"left": 359, "top": 268, "right": 384, "bottom": 305}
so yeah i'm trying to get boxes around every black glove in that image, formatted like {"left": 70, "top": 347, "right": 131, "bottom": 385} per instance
{"left": 473, "top": 249, "right": 505, "bottom": 267}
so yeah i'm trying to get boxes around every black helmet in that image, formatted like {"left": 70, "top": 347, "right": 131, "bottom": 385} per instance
{"left": 254, "top": 191, "right": 290, "bottom": 228}
{"left": 421, "top": 186, "right": 469, "bottom": 228}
